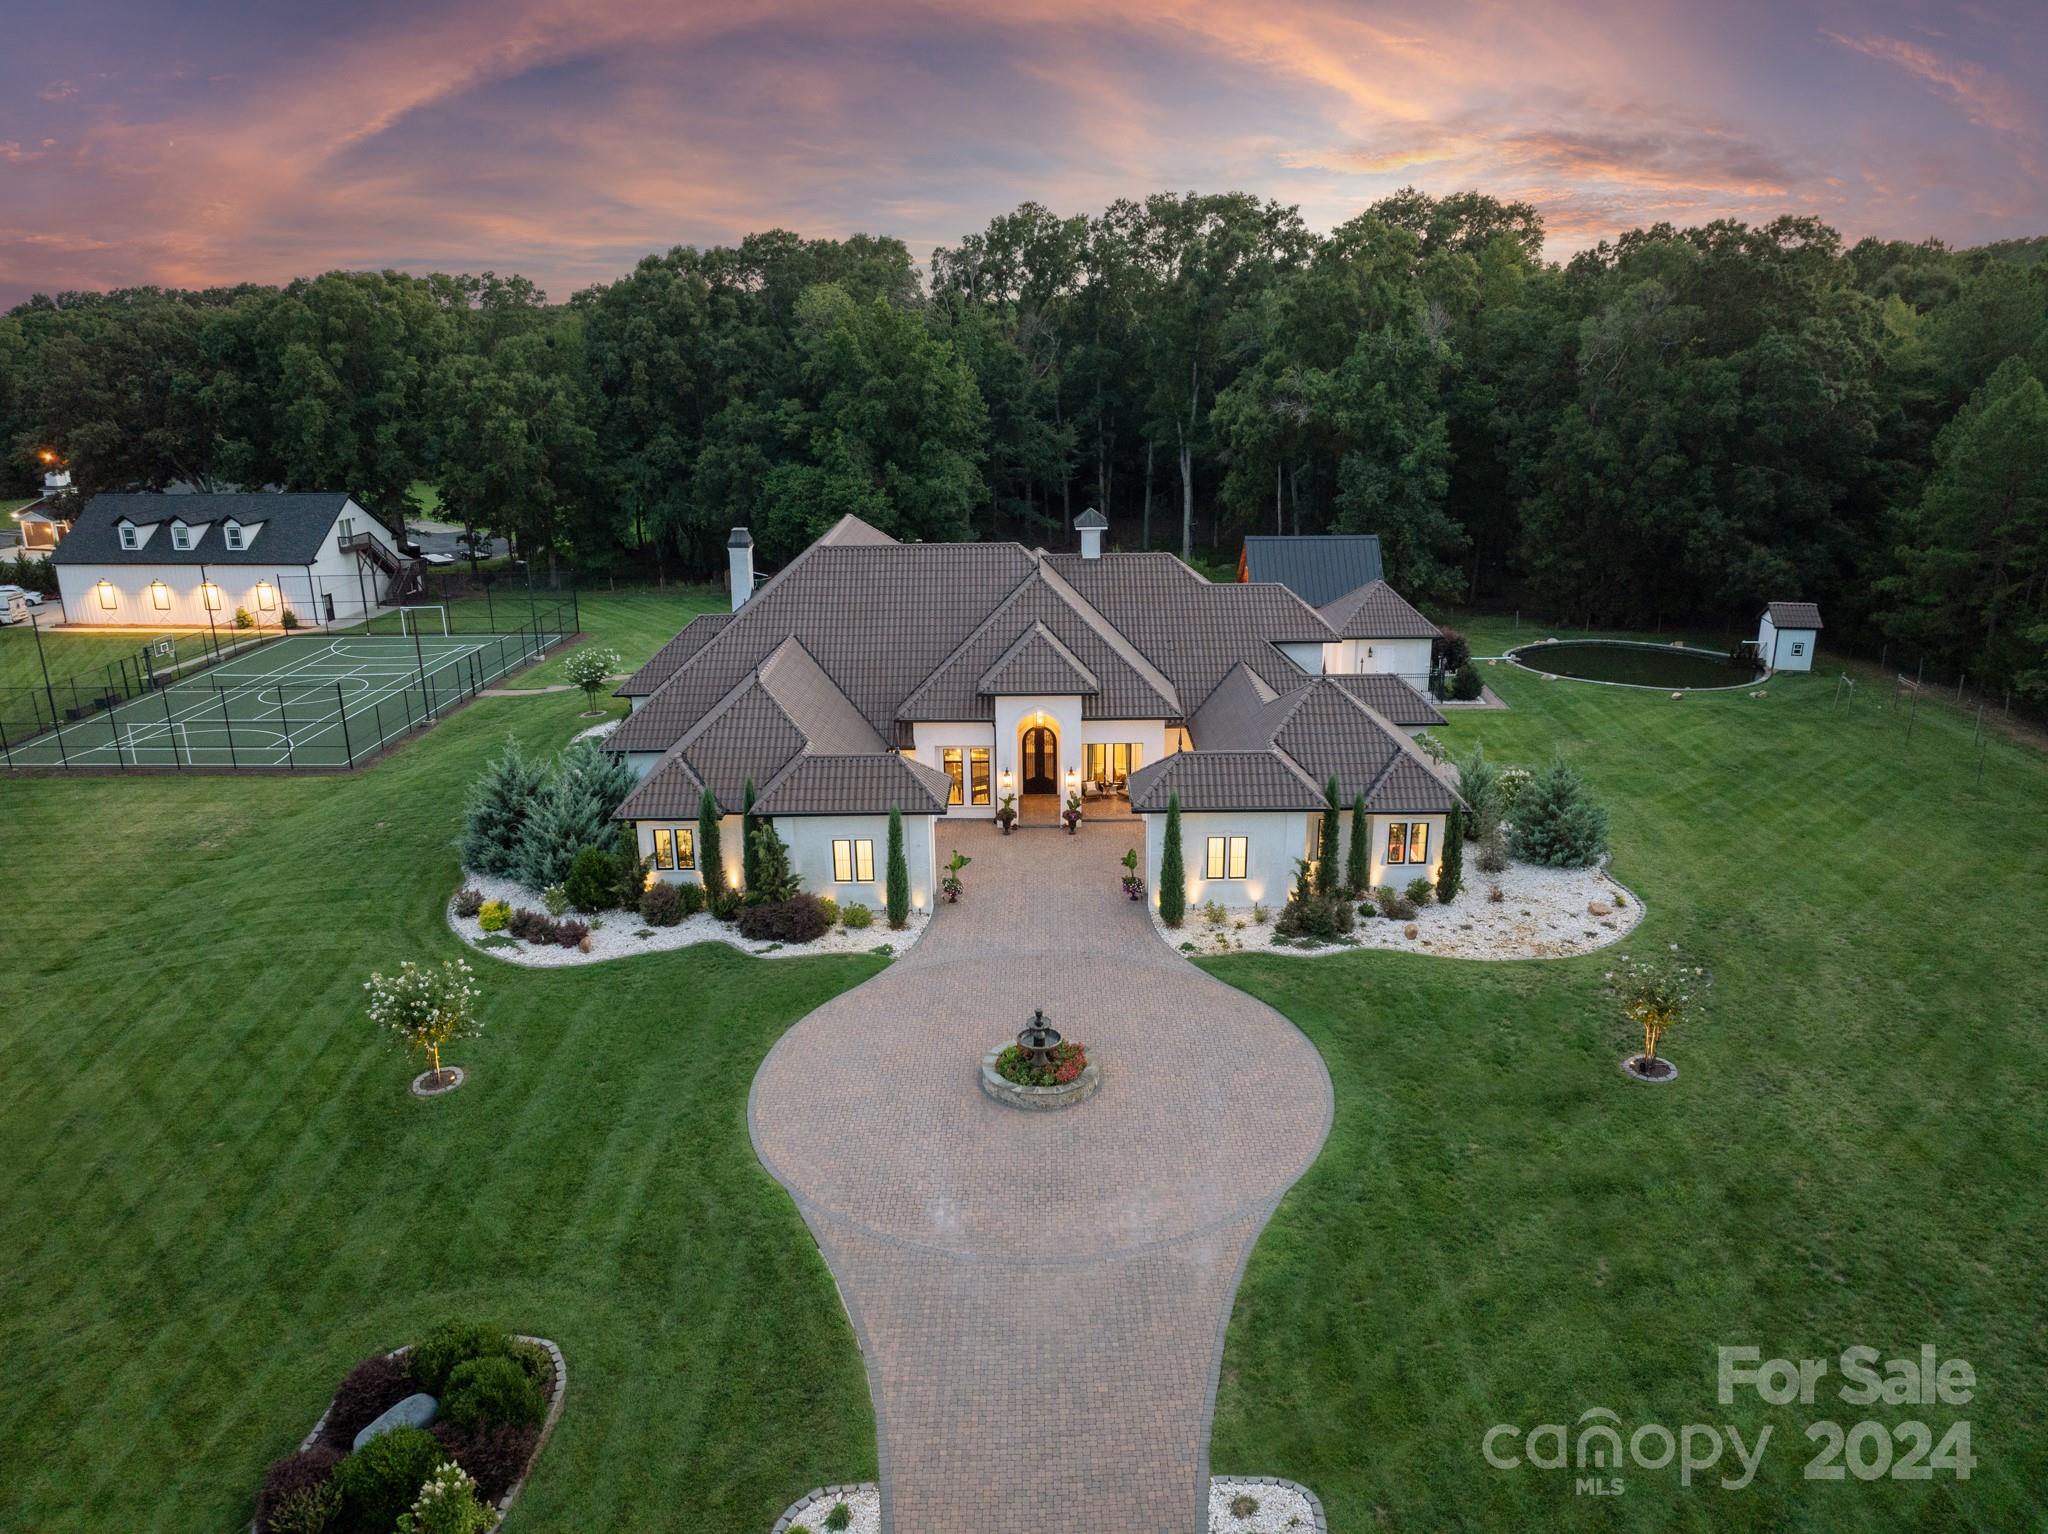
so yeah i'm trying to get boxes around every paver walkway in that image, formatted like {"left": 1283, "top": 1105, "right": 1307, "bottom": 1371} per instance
{"left": 750, "top": 820, "right": 1333, "bottom": 1532}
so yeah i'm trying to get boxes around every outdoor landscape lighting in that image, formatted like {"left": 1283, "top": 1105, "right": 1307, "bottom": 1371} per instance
{"left": 149, "top": 581, "right": 170, "bottom": 610}
{"left": 95, "top": 580, "right": 117, "bottom": 609}
{"left": 255, "top": 581, "right": 277, "bottom": 610}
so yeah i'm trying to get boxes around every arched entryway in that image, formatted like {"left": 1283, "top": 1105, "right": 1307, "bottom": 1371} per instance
{"left": 1020, "top": 725, "right": 1058, "bottom": 794}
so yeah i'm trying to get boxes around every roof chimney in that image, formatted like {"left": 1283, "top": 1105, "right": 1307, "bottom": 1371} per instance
{"left": 727, "top": 527, "right": 755, "bottom": 611}
{"left": 1075, "top": 507, "right": 1108, "bottom": 560}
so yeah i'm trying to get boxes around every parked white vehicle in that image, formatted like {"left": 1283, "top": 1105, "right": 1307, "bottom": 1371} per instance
{"left": 0, "top": 584, "right": 46, "bottom": 623}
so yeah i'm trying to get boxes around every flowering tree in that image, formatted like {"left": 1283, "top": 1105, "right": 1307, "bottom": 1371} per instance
{"left": 365, "top": 959, "right": 483, "bottom": 1082}
{"left": 562, "top": 646, "right": 622, "bottom": 711}
{"left": 1606, "top": 946, "right": 1712, "bottom": 1069}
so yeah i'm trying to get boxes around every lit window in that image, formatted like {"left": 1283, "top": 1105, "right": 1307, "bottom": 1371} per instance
{"left": 119, "top": 523, "right": 139, "bottom": 550}
{"left": 1084, "top": 742, "right": 1142, "bottom": 784}
{"left": 832, "top": 838, "right": 875, "bottom": 883}
{"left": 150, "top": 581, "right": 171, "bottom": 611}
{"left": 1204, "top": 836, "right": 1248, "bottom": 880}
{"left": 969, "top": 746, "right": 990, "bottom": 806}
{"left": 95, "top": 580, "right": 118, "bottom": 610}
{"left": 652, "top": 826, "right": 695, "bottom": 872}
{"left": 201, "top": 583, "right": 222, "bottom": 611}
{"left": 171, "top": 523, "right": 191, "bottom": 551}
{"left": 1407, "top": 822, "right": 1429, "bottom": 866}
{"left": 1386, "top": 821, "right": 1410, "bottom": 865}
{"left": 942, "top": 747, "right": 964, "bottom": 806}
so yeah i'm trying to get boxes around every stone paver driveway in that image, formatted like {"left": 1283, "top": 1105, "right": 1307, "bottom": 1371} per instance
{"left": 751, "top": 820, "right": 1332, "bottom": 1532}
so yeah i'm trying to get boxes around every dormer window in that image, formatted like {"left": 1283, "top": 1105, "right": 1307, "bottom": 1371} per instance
{"left": 120, "top": 522, "right": 140, "bottom": 550}
{"left": 171, "top": 522, "right": 192, "bottom": 551}
{"left": 223, "top": 521, "right": 245, "bottom": 550}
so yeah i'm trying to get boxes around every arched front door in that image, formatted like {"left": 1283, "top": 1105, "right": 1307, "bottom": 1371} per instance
{"left": 1021, "top": 726, "right": 1057, "bottom": 794}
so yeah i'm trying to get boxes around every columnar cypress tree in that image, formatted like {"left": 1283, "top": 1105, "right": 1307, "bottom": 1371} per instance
{"left": 1158, "top": 794, "right": 1185, "bottom": 927}
{"left": 1317, "top": 775, "right": 1341, "bottom": 893}
{"left": 741, "top": 777, "right": 759, "bottom": 891}
{"left": 1437, "top": 804, "right": 1464, "bottom": 904}
{"left": 697, "top": 787, "right": 725, "bottom": 896}
{"left": 461, "top": 736, "right": 548, "bottom": 875}
{"left": 884, "top": 806, "right": 910, "bottom": 929}
{"left": 1346, "top": 790, "right": 1370, "bottom": 896}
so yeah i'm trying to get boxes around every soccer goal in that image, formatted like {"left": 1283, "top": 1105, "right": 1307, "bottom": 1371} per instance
{"left": 396, "top": 605, "right": 449, "bottom": 638}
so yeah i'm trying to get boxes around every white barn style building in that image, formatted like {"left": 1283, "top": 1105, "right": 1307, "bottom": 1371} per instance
{"left": 1757, "top": 601, "right": 1824, "bottom": 673}
{"left": 612, "top": 512, "right": 1460, "bottom": 915}
{"left": 47, "top": 492, "right": 414, "bottom": 630}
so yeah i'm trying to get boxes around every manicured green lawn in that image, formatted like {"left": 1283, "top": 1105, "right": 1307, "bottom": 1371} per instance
{"left": 0, "top": 691, "right": 877, "bottom": 1528}
{"left": 1207, "top": 621, "right": 2048, "bottom": 1530}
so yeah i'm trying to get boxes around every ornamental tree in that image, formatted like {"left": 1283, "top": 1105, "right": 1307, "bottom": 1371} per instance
{"left": 1317, "top": 776, "right": 1341, "bottom": 894}
{"left": 747, "top": 818, "right": 801, "bottom": 904}
{"left": 885, "top": 806, "right": 910, "bottom": 928}
{"left": 1437, "top": 804, "right": 1464, "bottom": 904}
{"left": 562, "top": 646, "right": 621, "bottom": 711}
{"left": 1509, "top": 756, "right": 1608, "bottom": 868}
{"left": 1345, "top": 791, "right": 1370, "bottom": 896}
{"left": 513, "top": 741, "right": 637, "bottom": 890}
{"left": 365, "top": 959, "right": 482, "bottom": 1080}
{"left": 1158, "top": 794, "right": 1186, "bottom": 927}
{"left": 1606, "top": 947, "right": 1713, "bottom": 1067}
{"left": 697, "top": 787, "right": 726, "bottom": 896}
{"left": 741, "top": 777, "right": 760, "bottom": 890}
{"left": 461, "top": 737, "right": 547, "bottom": 876}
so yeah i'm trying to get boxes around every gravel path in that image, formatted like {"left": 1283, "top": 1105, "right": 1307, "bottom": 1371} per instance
{"left": 750, "top": 822, "right": 1332, "bottom": 1532}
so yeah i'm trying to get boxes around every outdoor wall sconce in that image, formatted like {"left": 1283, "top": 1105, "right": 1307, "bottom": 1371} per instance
{"left": 95, "top": 580, "right": 117, "bottom": 610}
{"left": 999, "top": 769, "right": 1014, "bottom": 792}
{"left": 149, "top": 580, "right": 171, "bottom": 610}
{"left": 255, "top": 581, "right": 277, "bottom": 611}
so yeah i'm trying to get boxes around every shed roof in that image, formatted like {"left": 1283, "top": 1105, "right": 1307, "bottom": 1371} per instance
{"left": 1764, "top": 601, "right": 1824, "bottom": 630}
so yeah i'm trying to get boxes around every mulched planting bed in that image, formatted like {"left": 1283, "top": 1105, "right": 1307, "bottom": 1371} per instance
{"left": 251, "top": 1322, "right": 566, "bottom": 1534}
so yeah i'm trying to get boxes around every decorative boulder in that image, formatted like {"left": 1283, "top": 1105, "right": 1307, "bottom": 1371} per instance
{"left": 1587, "top": 901, "right": 1611, "bottom": 917}
{"left": 352, "top": 1392, "right": 439, "bottom": 1452}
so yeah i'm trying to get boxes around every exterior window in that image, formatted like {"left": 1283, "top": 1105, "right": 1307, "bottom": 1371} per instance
{"left": 942, "top": 747, "right": 964, "bottom": 806}
{"left": 969, "top": 746, "right": 990, "bottom": 806}
{"left": 1790, "top": 641, "right": 1805, "bottom": 657}
{"left": 1385, "top": 821, "right": 1410, "bottom": 865}
{"left": 224, "top": 524, "right": 244, "bottom": 550}
{"left": 171, "top": 523, "right": 191, "bottom": 550}
{"left": 150, "top": 581, "right": 171, "bottom": 610}
{"left": 1084, "top": 742, "right": 1143, "bottom": 783}
{"left": 1204, "top": 835, "right": 1248, "bottom": 880}
{"left": 119, "top": 523, "right": 139, "bottom": 550}
{"left": 651, "top": 827, "right": 695, "bottom": 872}
{"left": 1407, "top": 822, "right": 1429, "bottom": 866}
{"left": 832, "top": 838, "right": 875, "bottom": 883}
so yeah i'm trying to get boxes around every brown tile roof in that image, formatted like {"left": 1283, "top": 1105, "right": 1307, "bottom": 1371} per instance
{"left": 894, "top": 566, "right": 1177, "bottom": 722}
{"left": 752, "top": 754, "right": 953, "bottom": 816}
{"left": 614, "top": 749, "right": 708, "bottom": 821}
{"left": 1042, "top": 552, "right": 1331, "bottom": 713}
{"left": 608, "top": 540, "right": 1039, "bottom": 753}
{"left": 1765, "top": 601, "right": 1824, "bottom": 630}
{"left": 977, "top": 622, "right": 1100, "bottom": 695}
{"left": 1324, "top": 673, "right": 1445, "bottom": 727}
{"left": 1126, "top": 750, "right": 1326, "bottom": 813}
{"left": 617, "top": 612, "right": 731, "bottom": 698}
{"left": 1317, "top": 579, "right": 1440, "bottom": 640}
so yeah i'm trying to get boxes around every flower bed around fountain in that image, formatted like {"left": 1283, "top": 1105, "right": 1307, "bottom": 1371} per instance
{"left": 980, "top": 1008, "right": 1100, "bottom": 1110}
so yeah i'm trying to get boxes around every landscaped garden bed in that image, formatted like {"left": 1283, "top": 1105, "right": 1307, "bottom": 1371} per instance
{"left": 769, "top": 1477, "right": 1323, "bottom": 1532}
{"left": 449, "top": 869, "right": 927, "bottom": 965}
{"left": 1153, "top": 853, "right": 1642, "bottom": 961}
{"left": 251, "top": 1321, "right": 566, "bottom": 1534}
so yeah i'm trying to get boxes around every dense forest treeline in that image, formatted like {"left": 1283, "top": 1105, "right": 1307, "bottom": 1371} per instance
{"left": 3, "top": 190, "right": 2046, "bottom": 702}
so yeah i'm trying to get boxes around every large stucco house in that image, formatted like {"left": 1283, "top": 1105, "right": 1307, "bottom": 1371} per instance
{"left": 610, "top": 512, "right": 1459, "bottom": 914}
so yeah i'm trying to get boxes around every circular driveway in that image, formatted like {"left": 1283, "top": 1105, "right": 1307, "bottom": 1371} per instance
{"left": 751, "top": 820, "right": 1331, "bottom": 1533}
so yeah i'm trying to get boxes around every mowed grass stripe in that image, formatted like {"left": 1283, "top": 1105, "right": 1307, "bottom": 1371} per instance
{"left": 1207, "top": 636, "right": 2047, "bottom": 1532}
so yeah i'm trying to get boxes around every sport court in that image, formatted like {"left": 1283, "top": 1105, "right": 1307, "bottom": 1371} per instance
{"left": 4, "top": 629, "right": 556, "bottom": 769}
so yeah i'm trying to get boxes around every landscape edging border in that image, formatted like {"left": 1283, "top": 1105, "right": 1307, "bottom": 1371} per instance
{"left": 1213, "top": 1474, "right": 1331, "bottom": 1532}
{"left": 766, "top": 1475, "right": 1328, "bottom": 1531}
{"left": 256, "top": 1334, "right": 566, "bottom": 1534}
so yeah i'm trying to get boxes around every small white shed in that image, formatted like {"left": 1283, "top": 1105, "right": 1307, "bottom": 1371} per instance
{"left": 1758, "top": 602, "right": 1823, "bottom": 672}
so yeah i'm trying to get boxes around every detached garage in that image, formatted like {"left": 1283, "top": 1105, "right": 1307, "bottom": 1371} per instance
{"left": 1757, "top": 602, "right": 1824, "bottom": 673}
{"left": 48, "top": 492, "right": 412, "bottom": 629}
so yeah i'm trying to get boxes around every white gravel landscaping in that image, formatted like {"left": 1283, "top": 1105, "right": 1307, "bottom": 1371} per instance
{"left": 1208, "top": 1478, "right": 1323, "bottom": 1532}
{"left": 769, "top": 1480, "right": 1321, "bottom": 1532}
{"left": 1154, "top": 852, "right": 1643, "bottom": 961}
{"left": 447, "top": 868, "right": 928, "bottom": 966}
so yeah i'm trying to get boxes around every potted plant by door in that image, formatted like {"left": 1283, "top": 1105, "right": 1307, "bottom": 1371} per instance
{"left": 942, "top": 848, "right": 971, "bottom": 902}
{"left": 1119, "top": 847, "right": 1145, "bottom": 901}
{"left": 1062, "top": 791, "right": 1084, "bottom": 835}
{"left": 996, "top": 793, "right": 1018, "bottom": 835}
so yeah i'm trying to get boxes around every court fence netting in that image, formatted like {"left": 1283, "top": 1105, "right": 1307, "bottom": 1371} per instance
{"left": 1, "top": 593, "right": 577, "bottom": 773}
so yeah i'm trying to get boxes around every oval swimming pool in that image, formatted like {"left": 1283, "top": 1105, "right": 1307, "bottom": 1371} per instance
{"left": 1508, "top": 639, "right": 1761, "bottom": 690}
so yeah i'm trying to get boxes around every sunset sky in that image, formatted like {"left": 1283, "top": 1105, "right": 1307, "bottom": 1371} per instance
{"left": 2, "top": 0, "right": 2043, "bottom": 308}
